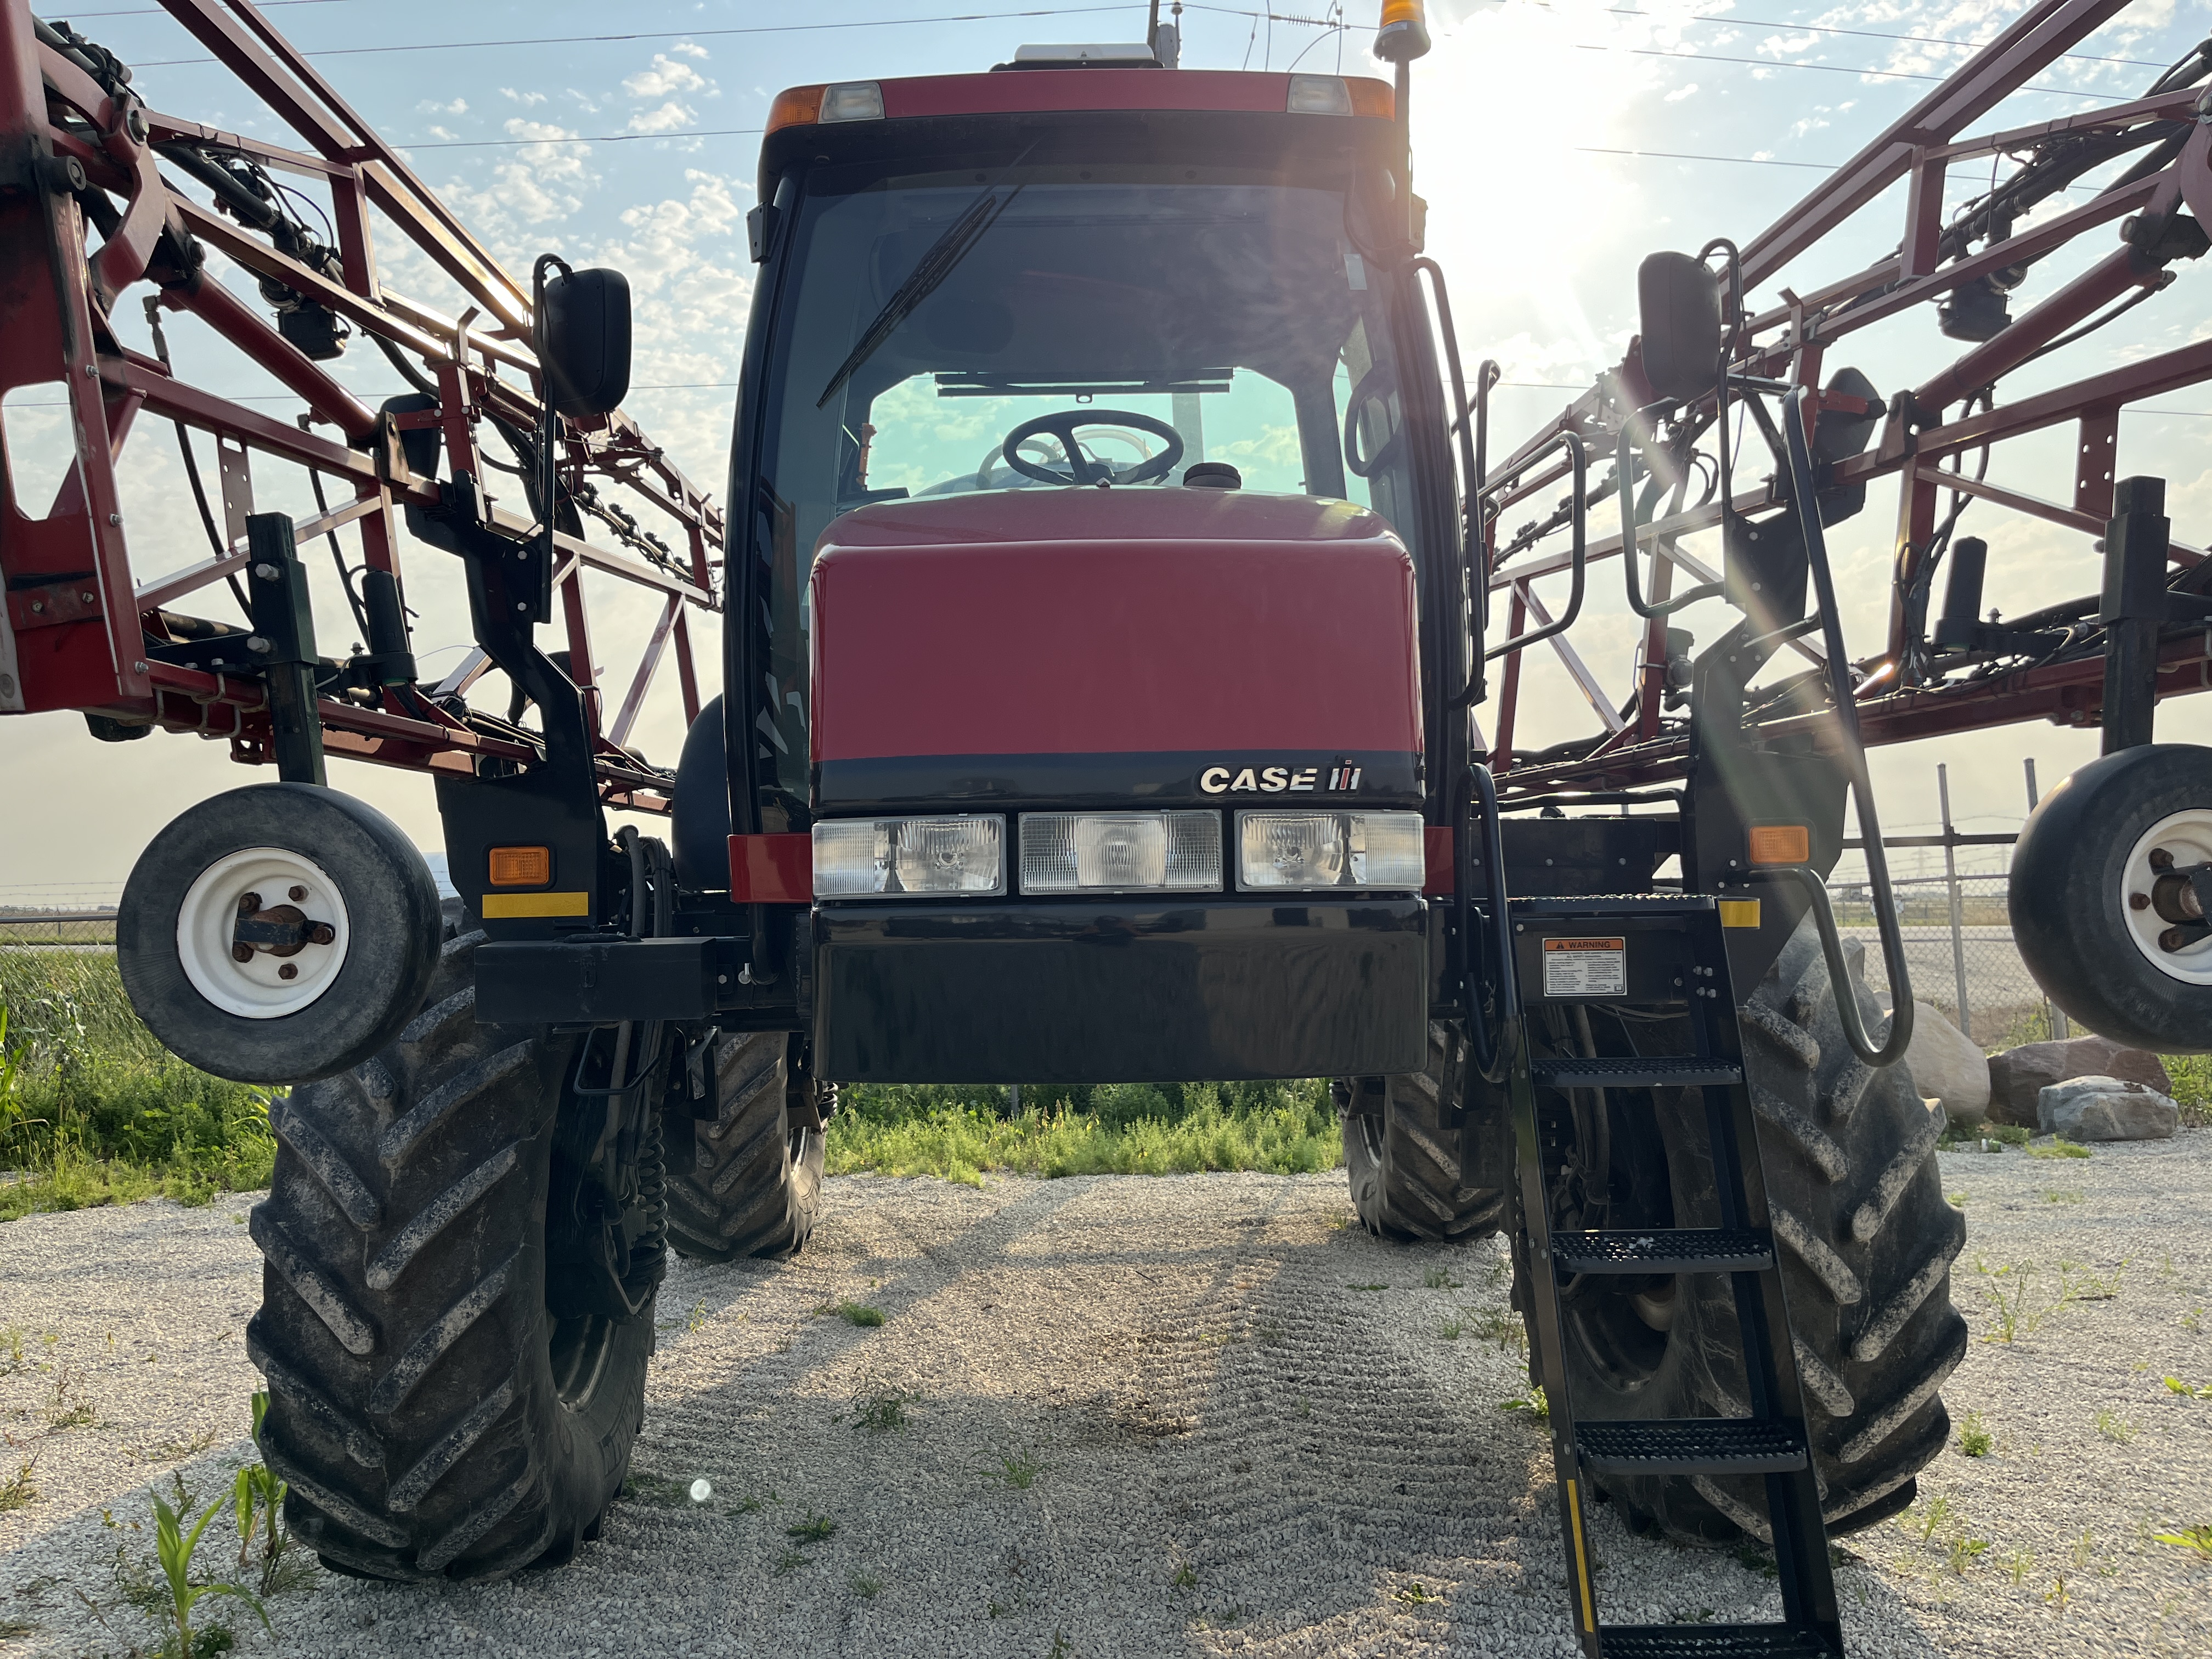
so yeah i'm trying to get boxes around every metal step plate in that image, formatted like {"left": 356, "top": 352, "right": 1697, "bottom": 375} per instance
{"left": 1531, "top": 1056, "right": 1743, "bottom": 1090}
{"left": 1552, "top": 1228, "right": 1773, "bottom": 1276}
{"left": 1597, "top": 1624, "right": 1837, "bottom": 1658}
{"left": 1575, "top": 1419, "right": 1808, "bottom": 1475}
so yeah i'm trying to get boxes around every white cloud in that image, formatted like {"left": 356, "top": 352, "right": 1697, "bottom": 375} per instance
{"left": 667, "top": 41, "right": 709, "bottom": 60}
{"left": 1664, "top": 82, "right": 1699, "bottom": 102}
{"left": 499, "top": 87, "right": 547, "bottom": 106}
{"left": 624, "top": 54, "right": 713, "bottom": 99}
{"left": 417, "top": 97, "right": 467, "bottom": 115}
{"left": 626, "top": 101, "right": 697, "bottom": 135}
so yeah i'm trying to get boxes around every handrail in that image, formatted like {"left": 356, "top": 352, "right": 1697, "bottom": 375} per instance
{"left": 1480, "top": 432, "right": 1589, "bottom": 667}
{"left": 1457, "top": 761, "right": 1522, "bottom": 1085}
{"left": 1770, "top": 383, "right": 1914, "bottom": 1068}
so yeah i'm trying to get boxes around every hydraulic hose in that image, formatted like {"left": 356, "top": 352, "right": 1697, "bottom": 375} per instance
{"left": 1457, "top": 762, "right": 1522, "bottom": 1086}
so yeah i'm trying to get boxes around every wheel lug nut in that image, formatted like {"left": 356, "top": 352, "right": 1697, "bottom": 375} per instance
{"left": 2160, "top": 926, "right": 2191, "bottom": 951}
{"left": 2131, "top": 892, "right": 2151, "bottom": 910}
{"left": 288, "top": 885, "right": 307, "bottom": 901}
{"left": 307, "top": 923, "right": 335, "bottom": 945}
{"left": 2151, "top": 848, "right": 2175, "bottom": 871}
{"left": 231, "top": 944, "right": 253, "bottom": 963}
{"left": 237, "top": 891, "right": 261, "bottom": 915}
{"left": 278, "top": 963, "right": 298, "bottom": 980}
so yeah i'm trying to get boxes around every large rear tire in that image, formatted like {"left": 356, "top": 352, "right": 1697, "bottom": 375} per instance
{"left": 1547, "top": 916, "right": 1967, "bottom": 1542}
{"left": 663, "top": 1031, "right": 826, "bottom": 1262}
{"left": 248, "top": 916, "right": 660, "bottom": 1580}
{"left": 1340, "top": 1022, "right": 1511, "bottom": 1242}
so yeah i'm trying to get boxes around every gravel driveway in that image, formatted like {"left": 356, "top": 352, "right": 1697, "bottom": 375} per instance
{"left": 2, "top": 1136, "right": 2208, "bottom": 1658}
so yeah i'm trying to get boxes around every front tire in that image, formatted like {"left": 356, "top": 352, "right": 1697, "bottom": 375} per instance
{"left": 1340, "top": 1022, "right": 1511, "bottom": 1242}
{"left": 249, "top": 918, "right": 658, "bottom": 1580}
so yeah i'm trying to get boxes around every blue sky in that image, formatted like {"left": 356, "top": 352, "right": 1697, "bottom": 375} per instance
{"left": 2, "top": 0, "right": 2207, "bottom": 888}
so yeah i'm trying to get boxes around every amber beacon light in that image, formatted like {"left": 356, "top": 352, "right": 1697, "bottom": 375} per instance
{"left": 1374, "top": 0, "right": 1432, "bottom": 61}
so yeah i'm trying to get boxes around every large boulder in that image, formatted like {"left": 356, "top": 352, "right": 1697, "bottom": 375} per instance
{"left": 1985, "top": 1035, "right": 2172, "bottom": 1127}
{"left": 1901, "top": 1002, "right": 1991, "bottom": 1129}
{"left": 2036, "top": 1075, "right": 2180, "bottom": 1141}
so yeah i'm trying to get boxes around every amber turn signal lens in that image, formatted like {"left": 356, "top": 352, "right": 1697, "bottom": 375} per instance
{"left": 766, "top": 84, "right": 825, "bottom": 134}
{"left": 1748, "top": 824, "right": 1810, "bottom": 865}
{"left": 488, "top": 845, "right": 552, "bottom": 887}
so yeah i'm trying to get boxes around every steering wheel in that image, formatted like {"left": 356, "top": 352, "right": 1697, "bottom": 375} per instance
{"left": 1001, "top": 409, "right": 1184, "bottom": 486}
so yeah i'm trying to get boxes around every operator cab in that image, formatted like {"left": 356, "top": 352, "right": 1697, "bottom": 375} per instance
{"left": 732, "top": 64, "right": 1454, "bottom": 823}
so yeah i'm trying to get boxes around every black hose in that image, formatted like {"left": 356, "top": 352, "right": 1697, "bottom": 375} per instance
{"left": 1457, "top": 762, "right": 1522, "bottom": 1086}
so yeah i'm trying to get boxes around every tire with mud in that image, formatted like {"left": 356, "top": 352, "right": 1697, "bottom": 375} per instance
{"left": 1548, "top": 916, "right": 1967, "bottom": 1542}
{"left": 1340, "top": 1022, "right": 1513, "bottom": 1242}
{"left": 663, "top": 1030, "right": 826, "bottom": 1262}
{"left": 247, "top": 913, "right": 661, "bottom": 1580}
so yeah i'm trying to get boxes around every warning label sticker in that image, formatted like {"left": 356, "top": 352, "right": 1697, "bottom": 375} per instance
{"left": 1542, "top": 936, "right": 1627, "bottom": 998}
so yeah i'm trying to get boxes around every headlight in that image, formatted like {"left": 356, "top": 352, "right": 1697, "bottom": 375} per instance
{"left": 1235, "top": 810, "right": 1424, "bottom": 891}
{"left": 812, "top": 816, "right": 1004, "bottom": 897}
{"left": 1019, "top": 812, "right": 1221, "bottom": 894}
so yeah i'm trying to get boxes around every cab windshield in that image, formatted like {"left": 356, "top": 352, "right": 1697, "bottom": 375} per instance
{"left": 749, "top": 158, "right": 1420, "bottom": 803}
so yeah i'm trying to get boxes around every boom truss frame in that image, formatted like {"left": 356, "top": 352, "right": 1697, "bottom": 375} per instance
{"left": 1472, "top": 0, "right": 2212, "bottom": 804}
{"left": 0, "top": 0, "right": 723, "bottom": 811}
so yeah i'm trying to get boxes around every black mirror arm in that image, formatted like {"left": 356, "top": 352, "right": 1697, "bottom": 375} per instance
{"left": 526, "top": 253, "right": 573, "bottom": 627}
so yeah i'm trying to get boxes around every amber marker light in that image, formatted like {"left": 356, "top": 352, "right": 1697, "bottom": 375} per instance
{"left": 488, "top": 845, "right": 552, "bottom": 887}
{"left": 766, "top": 85, "right": 825, "bottom": 134}
{"left": 1748, "top": 825, "right": 1811, "bottom": 866}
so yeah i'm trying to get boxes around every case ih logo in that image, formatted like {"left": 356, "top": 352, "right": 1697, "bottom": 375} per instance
{"left": 1199, "top": 761, "right": 1363, "bottom": 794}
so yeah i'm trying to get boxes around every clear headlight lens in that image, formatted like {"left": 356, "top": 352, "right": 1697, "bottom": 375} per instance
{"left": 1235, "top": 810, "right": 1425, "bottom": 891}
{"left": 1019, "top": 812, "right": 1221, "bottom": 894}
{"left": 812, "top": 816, "right": 1004, "bottom": 897}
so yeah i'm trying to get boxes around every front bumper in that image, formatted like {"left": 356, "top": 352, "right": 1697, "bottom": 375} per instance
{"left": 812, "top": 896, "right": 1429, "bottom": 1084}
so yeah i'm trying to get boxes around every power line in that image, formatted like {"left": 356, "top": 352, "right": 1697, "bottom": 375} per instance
{"left": 131, "top": 5, "right": 1152, "bottom": 66}
{"left": 1533, "top": 3, "right": 2176, "bottom": 72}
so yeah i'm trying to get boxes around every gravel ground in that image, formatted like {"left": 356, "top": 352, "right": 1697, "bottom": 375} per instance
{"left": 2, "top": 1135, "right": 2208, "bottom": 1658}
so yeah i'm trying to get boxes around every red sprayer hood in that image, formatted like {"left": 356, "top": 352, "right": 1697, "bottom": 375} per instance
{"left": 808, "top": 489, "right": 1423, "bottom": 810}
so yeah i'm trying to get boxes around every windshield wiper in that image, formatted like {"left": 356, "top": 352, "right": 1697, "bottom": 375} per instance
{"left": 815, "top": 161, "right": 1031, "bottom": 410}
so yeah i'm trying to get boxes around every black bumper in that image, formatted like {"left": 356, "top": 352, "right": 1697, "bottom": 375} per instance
{"left": 812, "top": 897, "right": 1429, "bottom": 1084}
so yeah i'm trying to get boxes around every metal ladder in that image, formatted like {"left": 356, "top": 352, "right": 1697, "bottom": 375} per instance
{"left": 1505, "top": 892, "right": 1843, "bottom": 1659}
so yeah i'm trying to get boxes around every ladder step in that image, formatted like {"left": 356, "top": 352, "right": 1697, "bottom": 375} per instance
{"left": 1576, "top": 1419, "right": 1807, "bottom": 1475}
{"left": 1531, "top": 1056, "right": 1743, "bottom": 1089}
{"left": 1509, "top": 894, "right": 1718, "bottom": 917}
{"left": 1553, "top": 1228, "right": 1773, "bottom": 1276}
{"left": 1596, "top": 1625, "right": 1836, "bottom": 1658}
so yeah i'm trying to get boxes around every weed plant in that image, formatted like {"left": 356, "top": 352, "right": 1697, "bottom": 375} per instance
{"left": 0, "top": 952, "right": 275, "bottom": 1219}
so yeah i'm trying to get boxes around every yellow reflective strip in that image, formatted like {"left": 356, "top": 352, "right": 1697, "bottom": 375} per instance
{"left": 1719, "top": 898, "right": 1762, "bottom": 929}
{"left": 1565, "top": 1477, "right": 1597, "bottom": 1632}
{"left": 481, "top": 890, "right": 591, "bottom": 919}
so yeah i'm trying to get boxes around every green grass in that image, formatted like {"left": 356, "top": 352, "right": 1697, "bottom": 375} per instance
{"left": 2161, "top": 1054, "right": 2212, "bottom": 1128}
{"left": 0, "top": 951, "right": 277, "bottom": 1221}
{"left": 825, "top": 1079, "right": 1341, "bottom": 1182}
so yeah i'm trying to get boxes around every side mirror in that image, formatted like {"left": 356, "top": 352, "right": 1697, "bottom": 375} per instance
{"left": 1636, "top": 250, "right": 1723, "bottom": 404}
{"left": 534, "top": 265, "right": 631, "bottom": 419}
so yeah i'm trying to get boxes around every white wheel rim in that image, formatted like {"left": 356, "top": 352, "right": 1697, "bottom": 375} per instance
{"left": 175, "top": 847, "right": 353, "bottom": 1019}
{"left": 2119, "top": 808, "right": 2212, "bottom": 985}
